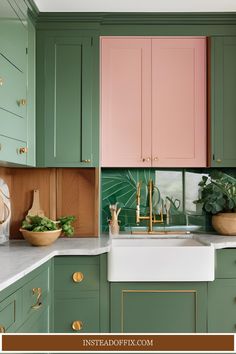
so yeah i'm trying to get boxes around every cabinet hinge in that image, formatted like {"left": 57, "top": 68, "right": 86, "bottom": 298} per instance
{"left": 26, "top": 47, "right": 28, "bottom": 55}
{"left": 212, "top": 153, "right": 215, "bottom": 161}
{"left": 91, "top": 37, "right": 93, "bottom": 46}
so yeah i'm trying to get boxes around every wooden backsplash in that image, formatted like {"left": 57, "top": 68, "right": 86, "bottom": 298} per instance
{"left": 0, "top": 167, "right": 99, "bottom": 239}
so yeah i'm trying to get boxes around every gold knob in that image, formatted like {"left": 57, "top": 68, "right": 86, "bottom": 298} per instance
{"left": 72, "top": 272, "right": 84, "bottom": 283}
{"left": 0, "top": 78, "right": 4, "bottom": 86}
{"left": 216, "top": 158, "right": 222, "bottom": 163}
{"left": 17, "top": 99, "right": 27, "bottom": 106}
{"left": 142, "top": 157, "right": 151, "bottom": 162}
{"left": 82, "top": 159, "right": 91, "bottom": 163}
{"left": 153, "top": 157, "right": 158, "bottom": 161}
{"left": 72, "top": 320, "right": 83, "bottom": 331}
{"left": 0, "top": 326, "right": 5, "bottom": 333}
{"left": 19, "top": 147, "right": 28, "bottom": 154}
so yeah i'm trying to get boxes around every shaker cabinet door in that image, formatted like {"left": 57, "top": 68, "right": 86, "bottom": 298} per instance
{"left": 101, "top": 37, "right": 152, "bottom": 167}
{"left": 38, "top": 35, "right": 95, "bottom": 167}
{"left": 151, "top": 37, "right": 207, "bottom": 167}
{"left": 210, "top": 37, "right": 236, "bottom": 167}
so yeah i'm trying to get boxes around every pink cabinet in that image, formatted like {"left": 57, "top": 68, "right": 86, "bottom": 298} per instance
{"left": 101, "top": 37, "right": 207, "bottom": 167}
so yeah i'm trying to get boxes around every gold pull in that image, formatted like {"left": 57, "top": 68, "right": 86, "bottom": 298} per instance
{"left": 72, "top": 272, "right": 84, "bottom": 283}
{"left": 72, "top": 320, "right": 83, "bottom": 331}
{"left": 0, "top": 78, "right": 4, "bottom": 86}
{"left": 17, "top": 99, "right": 27, "bottom": 106}
{"left": 82, "top": 159, "right": 91, "bottom": 163}
{"left": 216, "top": 158, "right": 222, "bottom": 163}
{"left": 19, "top": 147, "right": 28, "bottom": 154}
{"left": 142, "top": 157, "right": 151, "bottom": 162}
{"left": 153, "top": 157, "right": 158, "bottom": 161}
{"left": 0, "top": 326, "right": 5, "bottom": 333}
{"left": 31, "top": 287, "right": 42, "bottom": 310}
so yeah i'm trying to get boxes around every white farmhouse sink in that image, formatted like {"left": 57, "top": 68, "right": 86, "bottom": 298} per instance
{"left": 108, "top": 237, "right": 215, "bottom": 282}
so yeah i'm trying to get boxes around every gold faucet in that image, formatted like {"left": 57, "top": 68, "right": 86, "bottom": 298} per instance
{"left": 136, "top": 179, "right": 163, "bottom": 233}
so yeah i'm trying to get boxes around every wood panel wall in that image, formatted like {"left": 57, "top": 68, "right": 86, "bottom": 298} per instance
{"left": 0, "top": 167, "right": 99, "bottom": 239}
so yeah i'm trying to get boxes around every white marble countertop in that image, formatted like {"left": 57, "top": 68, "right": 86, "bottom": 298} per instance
{"left": 0, "top": 237, "right": 110, "bottom": 292}
{"left": 1, "top": 233, "right": 236, "bottom": 293}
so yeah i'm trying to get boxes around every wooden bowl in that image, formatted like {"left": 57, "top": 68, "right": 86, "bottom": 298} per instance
{"left": 20, "top": 228, "right": 62, "bottom": 246}
{"left": 212, "top": 213, "right": 236, "bottom": 236}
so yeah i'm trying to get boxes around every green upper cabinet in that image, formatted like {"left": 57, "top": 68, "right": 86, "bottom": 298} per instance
{"left": 37, "top": 31, "right": 99, "bottom": 167}
{"left": 210, "top": 37, "right": 236, "bottom": 167}
{"left": 111, "top": 282, "right": 207, "bottom": 333}
{"left": 0, "top": 0, "right": 35, "bottom": 166}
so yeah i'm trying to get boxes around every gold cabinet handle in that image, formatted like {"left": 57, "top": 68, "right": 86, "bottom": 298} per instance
{"left": 31, "top": 287, "right": 42, "bottom": 310}
{"left": 216, "top": 158, "right": 222, "bottom": 163}
{"left": 72, "top": 272, "right": 84, "bottom": 283}
{"left": 72, "top": 320, "right": 83, "bottom": 331}
{"left": 17, "top": 99, "right": 27, "bottom": 106}
{"left": 19, "top": 147, "right": 28, "bottom": 154}
{"left": 142, "top": 157, "right": 151, "bottom": 162}
{"left": 82, "top": 159, "right": 91, "bottom": 163}
{"left": 0, "top": 325, "right": 5, "bottom": 333}
{"left": 0, "top": 78, "right": 4, "bottom": 86}
{"left": 153, "top": 157, "right": 158, "bottom": 161}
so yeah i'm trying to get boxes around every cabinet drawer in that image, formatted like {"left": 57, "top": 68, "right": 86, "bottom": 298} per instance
{"left": 54, "top": 297, "right": 99, "bottom": 333}
{"left": 17, "top": 307, "right": 50, "bottom": 333}
{"left": 22, "top": 268, "right": 50, "bottom": 322}
{"left": 0, "top": 54, "right": 27, "bottom": 119}
{"left": 0, "top": 135, "right": 27, "bottom": 165}
{"left": 54, "top": 256, "right": 99, "bottom": 294}
{"left": 216, "top": 249, "right": 236, "bottom": 278}
{"left": 0, "top": 291, "right": 21, "bottom": 333}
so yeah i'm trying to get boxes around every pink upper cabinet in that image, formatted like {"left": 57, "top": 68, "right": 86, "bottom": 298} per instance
{"left": 151, "top": 37, "right": 207, "bottom": 167}
{"left": 100, "top": 37, "right": 152, "bottom": 167}
{"left": 100, "top": 37, "right": 207, "bottom": 168}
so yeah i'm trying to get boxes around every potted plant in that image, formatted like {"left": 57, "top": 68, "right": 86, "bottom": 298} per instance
{"left": 194, "top": 170, "right": 236, "bottom": 235}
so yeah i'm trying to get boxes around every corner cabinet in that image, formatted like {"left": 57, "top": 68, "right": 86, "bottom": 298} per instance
{"left": 37, "top": 32, "right": 99, "bottom": 167}
{"left": 210, "top": 37, "right": 236, "bottom": 167}
{"left": 0, "top": 261, "right": 52, "bottom": 333}
{"left": 101, "top": 36, "right": 207, "bottom": 168}
{"left": 110, "top": 282, "right": 207, "bottom": 333}
{"left": 0, "top": 0, "right": 35, "bottom": 166}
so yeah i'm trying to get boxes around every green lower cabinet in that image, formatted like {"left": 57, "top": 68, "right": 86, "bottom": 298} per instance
{"left": 111, "top": 282, "right": 207, "bottom": 333}
{"left": 208, "top": 279, "right": 236, "bottom": 332}
{"left": 53, "top": 256, "right": 108, "bottom": 333}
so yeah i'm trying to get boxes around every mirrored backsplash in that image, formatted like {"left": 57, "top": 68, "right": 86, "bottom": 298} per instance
{"left": 101, "top": 168, "right": 236, "bottom": 233}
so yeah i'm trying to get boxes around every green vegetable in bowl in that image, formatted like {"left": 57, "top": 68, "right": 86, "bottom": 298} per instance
{"left": 21, "top": 215, "right": 76, "bottom": 237}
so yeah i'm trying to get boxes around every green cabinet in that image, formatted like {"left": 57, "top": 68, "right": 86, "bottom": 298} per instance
{"left": 0, "top": 260, "right": 52, "bottom": 333}
{"left": 37, "top": 32, "right": 99, "bottom": 167}
{"left": 110, "top": 282, "right": 207, "bottom": 333}
{"left": 0, "top": 0, "right": 35, "bottom": 166}
{"left": 208, "top": 249, "right": 236, "bottom": 332}
{"left": 54, "top": 256, "right": 101, "bottom": 333}
{"left": 210, "top": 37, "right": 236, "bottom": 167}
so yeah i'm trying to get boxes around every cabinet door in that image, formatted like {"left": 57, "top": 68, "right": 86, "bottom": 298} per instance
{"left": 210, "top": 37, "right": 236, "bottom": 167}
{"left": 111, "top": 282, "right": 207, "bottom": 333}
{"left": 208, "top": 279, "right": 236, "bottom": 332}
{"left": 101, "top": 37, "right": 152, "bottom": 167}
{"left": 152, "top": 37, "right": 207, "bottom": 167}
{"left": 41, "top": 36, "right": 93, "bottom": 167}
